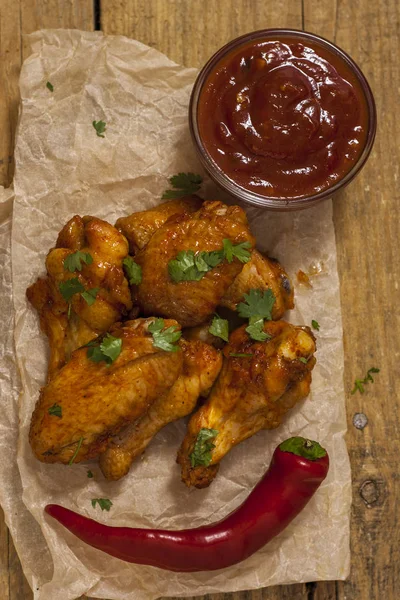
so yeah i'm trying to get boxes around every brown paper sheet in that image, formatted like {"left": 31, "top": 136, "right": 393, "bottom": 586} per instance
{"left": 3, "top": 29, "right": 351, "bottom": 599}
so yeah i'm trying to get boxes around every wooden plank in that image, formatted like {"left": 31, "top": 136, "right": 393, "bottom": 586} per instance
{"left": 303, "top": 1, "right": 400, "bottom": 600}
{"left": 0, "top": 2, "right": 94, "bottom": 597}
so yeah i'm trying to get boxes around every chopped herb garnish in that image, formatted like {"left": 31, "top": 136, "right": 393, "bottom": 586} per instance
{"left": 64, "top": 251, "right": 93, "bottom": 273}
{"left": 229, "top": 353, "right": 253, "bottom": 358}
{"left": 59, "top": 278, "right": 85, "bottom": 302}
{"left": 87, "top": 333, "right": 122, "bottom": 365}
{"left": 81, "top": 287, "right": 99, "bottom": 306}
{"left": 48, "top": 403, "right": 62, "bottom": 418}
{"left": 298, "top": 357, "right": 308, "bottom": 364}
{"left": 168, "top": 239, "right": 251, "bottom": 283}
{"left": 162, "top": 172, "right": 202, "bottom": 199}
{"left": 93, "top": 120, "right": 106, "bottom": 138}
{"left": 351, "top": 367, "right": 380, "bottom": 394}
{"left": 209, "top": 314, "right": 229, "bottom": 342}
{"left": 245, "top": 316, "right": 271, "bottom": 342}
{"left": 148, "top": 318, "right": 181, "bottom": 352}
{"left": 87, "top": 470, "right": 94, "bottom": 478}
{"left": 91, "top": 498, "right": 113, "bottom": 512}
{"left": 237, "top": 288, "right": 276, "bottom": 320}
{"left": 190, "top": 428, "right": 218, "bottom": 467}
{"left": 46, "top": 81, "right": 54, "bottom": 92}
{"left": 123, "top": 256, "right": 142, "bottom": 285}
{"left": 68, "top": 437, "right": 84, "bottom": 466}
{"left": 311, "top": 319, "right": 320, "bottom": 331}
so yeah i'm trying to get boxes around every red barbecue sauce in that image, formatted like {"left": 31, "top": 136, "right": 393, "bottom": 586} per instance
{"left": 197, "top": 37, "right": 369, "bottom": 199}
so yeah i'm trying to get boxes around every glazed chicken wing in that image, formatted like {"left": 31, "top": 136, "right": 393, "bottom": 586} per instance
{"left": 115, "top": 196, "right": 203, "bottom": 253}
{"left": 177, "top": 321, "right": 316, "bottom": 488}
{"left": 135, "top": 201, "right": 255, "bottom": 327}
{"left": 26, "top": 216, "right": 132, "bottom": 379}
{"left": 99, "top": 339, "right": 222, "bottom": 480}
{"left": 29, "top": 319, "right": 183, "bottom": 464}
{"left": 220, "top": 250, "right": 294, "bottom": 319}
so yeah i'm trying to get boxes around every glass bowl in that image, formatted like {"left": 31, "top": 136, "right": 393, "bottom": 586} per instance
{"left": 189, "top": 29, "right": 377, "bottom": 211}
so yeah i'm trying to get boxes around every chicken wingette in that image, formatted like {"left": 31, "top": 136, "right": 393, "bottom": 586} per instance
{"left": 134, "top": 201, "right": 255, "bottom": 327}
{"left": 26, "top": 215, "right": 132, "bottom": 380}
{"left": 99, "top": 339, "right": 222, "bottom": 480}
{"left": 115, "top": 196, "right": 202, "bottom": 253}
{"left": 29, "top": 319, "right": 183, "bottom": 464}
{"left": 177, "top": 321, "right": 316, "bottom": 488}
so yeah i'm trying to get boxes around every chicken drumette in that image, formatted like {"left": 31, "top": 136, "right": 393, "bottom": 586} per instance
{"left": 177, "top": 321, "right": 316, "bottom": 488}
{"left": 29, "top": 319, "right": 184, "bottom": 464}
{"left": 26, "top": 216, "right": 132, "bottom": 379}
{"left": 99, "top": 338, "right": 222, "bottom": 480}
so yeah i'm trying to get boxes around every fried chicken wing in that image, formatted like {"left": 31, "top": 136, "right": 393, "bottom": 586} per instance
{"left": 99, "top": 339, "right": 222, "bottom": 480}
{"left": 220, "top": 250, "right": 294, "bottom": 319}
{"left": 134, "top": 201, "right": 255, "bottom": 327}
{"left": 29, "top": 319, "right": 183, "bottom": 464}
{"left": 115, "top": 196, "right": 203, "bottom": 253}
{"left": 177, "top": 321, "right": 316, "bottom": 488}
{"left": 27, "top": 216, "right": 132, "bottom": 379}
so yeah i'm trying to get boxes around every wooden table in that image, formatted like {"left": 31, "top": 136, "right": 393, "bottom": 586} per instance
{"left": 0, "top": 1, "right": 398, "bottom": 598}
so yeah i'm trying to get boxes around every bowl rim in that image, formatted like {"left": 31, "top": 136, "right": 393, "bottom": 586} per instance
{"left": 189, "top": 28, "right": 377, "bottom": 211}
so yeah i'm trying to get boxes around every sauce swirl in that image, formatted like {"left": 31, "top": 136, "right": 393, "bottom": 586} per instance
{"left": 197, "top": 37, "right": 369, "bottom": 199}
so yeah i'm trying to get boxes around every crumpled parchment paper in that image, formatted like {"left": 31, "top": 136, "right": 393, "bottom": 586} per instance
{"left": 2, "top": 29, "right": 351, "bottom": 600}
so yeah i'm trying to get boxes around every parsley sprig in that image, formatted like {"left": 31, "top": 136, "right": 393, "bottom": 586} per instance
{"left": 351, "top": 367, "right": 380, "bottom": 394}
{"left": 93, "top": 120, "right": 106, "bottom": 138}
{"left": 190, "top": 428, "right": 218, "bottom": 467}
{"left": 169, "top": 239, "right": 251, "bottom": 282}
{"left": 91, "top": 498, "right": 113, "bottom": 512}
{"left": 311, "top": 319, "right": 320, "bottom": 331}
{"left": 68, "top": 437, "right": 84, "bottom": 466}
{"left": 48, "top": 403, "right": 62, "bottom": 418}
{"left": 46, "top": 81, "right": 54, "bottom": 92}
{"left": 123, "top": 256, "right": 142, "bottom": 285}
{"left": 162, "top": 172, "right": 202, "bottom": 199}
{"left": 209, "top": 314, "right": 229, "bottom": 342}
{"left": 59, "top": 277, "right": 99, "bottom": 318}
{"left": 86, "top": 334, "right": 122, "bottom": 365}
{"left": 64, "top": 251, "right": 93, "bottom": 273}
{"left": 148, "top": 318, "right": 181, "bottom": 352}
{"left": 237, "top": 288, "right": 275, "bottom": 342}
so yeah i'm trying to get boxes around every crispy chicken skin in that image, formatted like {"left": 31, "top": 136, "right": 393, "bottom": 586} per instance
{"left": 220, "top": 249, "right": 294, "bottom": 319}
{"left": 135, "top": 201, "right": 256, "bottom": 327}
{"left": 99, "top": 339, "right": 222, "bottom": 480}
{"left": 29, "top": 319, "right": 183, "bottom": 465}
{"left": 177, "top": 321, "right": 316, "bottom": 488}
{"left": 26, "top": 216, "right": 132, "bottom": 379}
{"left": 115, "top": 196, "right": 203, "bottom": 254}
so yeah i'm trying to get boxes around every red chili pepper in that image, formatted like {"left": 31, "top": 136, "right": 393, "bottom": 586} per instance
{"left": 45, "top": 436, "right": 329, "bottom": 572}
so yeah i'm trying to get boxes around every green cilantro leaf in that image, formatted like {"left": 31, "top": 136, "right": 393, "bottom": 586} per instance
{"left": 298, "top": 357, "right": 308, "bottom": 364}
{"left": 229, "top": 353, "right": 253, "bottom": 358}
{"left": 162, "top": 172, "right": 203, "bottom": 199}
{"left": 245, "top": 316, "right": 271, "bottom": 342}
{"left": 46, "top": 81, "right": 54, "bottom": 92}
{"left": 351, "top": 367, "right": 380, "bottom": 394}
{"left": 87, "top": 333, "right": 122, "bottom": 365}
{"left": 189, "top": 428, "right": 219, "bottom": 467}
{"left": 68, "top": 437, "right": 84, "bottom": 466}
{"left": 222, "top": 239, "right": 252, "bottom": 264}
{"left": 123, "top": 257, "right": 142, "bottom": 285}
{"left": 59, "top": 278, "right": 85, "bottom": 302}
{"left": 237, "top": 288, "right": 276, "bottom": 320}
{"left": 81, "top": 287, "right": 99, "bottom": 306}
{"left": 48, "top": 403, "right": 62, "bottom": 418}
{"left": 91, "top": 498, "right": 113, "bottom": 512}
{"left": 87, "top": 470, "right": 94, "bottom": 478}
{"left": 209, "top": 315, "right": 229, "bottom": 342}
{"left": 148, "top": 318, "right": 181, "bottom": 352}
{"left": 311, "top": 319, "right": 320, "bottom": 331}
{"left": 64, "top": 251, "right": 93, "bottom": 273}
{"left": 93, "top": 120, "right": 107, "bottom": 138}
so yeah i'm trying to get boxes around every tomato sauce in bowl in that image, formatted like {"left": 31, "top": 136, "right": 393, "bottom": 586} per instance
{"left": 190, "top": 30, "right": 376, "bottom": 210}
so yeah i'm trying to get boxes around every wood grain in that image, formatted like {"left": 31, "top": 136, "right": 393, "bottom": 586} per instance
{"left": 0, "top": 0, "right": 399, "bottom": 598}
